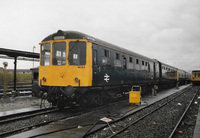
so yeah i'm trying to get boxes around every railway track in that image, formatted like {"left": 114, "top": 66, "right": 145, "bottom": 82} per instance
{"left": 0, "top": 108, "right": 59, "bottom": 137}
{"left": 7, "top": 97, "right": 130, "bottom": 138}
{"left": 0, "top": 108, "right": 58, "bottom": 124}
{"left": 2, "top": 86, "right": 197, "bottom": 138}
{"left": 86, "top": 86, "right": 199, "bottom": 138}
{"left": 108, "top": 87, "right": 199, "bottom": 138}
{"left": 169, "top": 87, "right": 200, "bottom": 138}
{"left": 12, "top": 86, "right": 192, "bottom": 138}
{"left": 0, "top": 105, "right": 96, "bottom": 138}
{"left": 0, "top": 96, "right": 129, "bottom": 137}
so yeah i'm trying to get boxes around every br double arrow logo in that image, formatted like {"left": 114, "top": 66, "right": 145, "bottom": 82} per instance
{"left": 104, "top": 73, "right": 110, "bottom": 82}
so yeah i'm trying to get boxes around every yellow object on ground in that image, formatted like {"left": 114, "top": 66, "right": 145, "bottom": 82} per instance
{"left": 129, "top": 85, "right": 141, "bottom": 104}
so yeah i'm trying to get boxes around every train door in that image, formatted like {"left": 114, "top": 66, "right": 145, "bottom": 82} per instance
{"left": 154, "top": 62, "right": 160, "bottom": 80}
{"left": 100, "top": 48, "right": 113, "bottom": 85}
{"left": 122, "top": 56, "right": 127, "bottom": 84}
{"left": 92, "top": 44, "right": 101, "bottom": 86}
{"left": 158, "top": 62, "right": 162, "bottom": 80}
{"left": 123, "top": 56, "right": 127, "bottom": 70}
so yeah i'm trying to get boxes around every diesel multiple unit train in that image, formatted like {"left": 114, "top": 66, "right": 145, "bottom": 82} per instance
{"left": 39, "top": 30, "right": 190, "bottom": 107}
{"left": 191, "top": 70, "right": 200, "bottom": 85}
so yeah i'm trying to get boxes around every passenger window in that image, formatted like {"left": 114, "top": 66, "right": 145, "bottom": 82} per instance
{"left": 116, "top": 53, "right": 120, "bottom": 60}
{"left": 69, "top": 41, "right": 86, "bottom": 65}
{"left": 127, "top": 57, "right": 134, "bottom": 70}
{"left": 114, "top": 53, "right": 122, "bottom": 68}
{"left": 102, "top": 49, "right": 111, "bottom": 66}
{"left": 136, "top": 59, "right": 139, "bottom": 64}
{"left": 129, "top": 57, "right": 132, "bottom": 63}
{"left": 104, "top": 49, "right": 110, "bottom": 58}
{"left": 142, "top": 61, "right": 144, "bottom": 66}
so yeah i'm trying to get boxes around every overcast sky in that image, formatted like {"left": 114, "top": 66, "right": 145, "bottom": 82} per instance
{"left": 0, "top": 0, "right": 200, "bottom": 72}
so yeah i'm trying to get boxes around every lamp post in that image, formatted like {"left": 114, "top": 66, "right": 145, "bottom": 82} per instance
{"left": 33, "top": 46, "right": 36, "bottom": 68}
{"left": 3, "top": 62, "right": 8, "bottom": 97}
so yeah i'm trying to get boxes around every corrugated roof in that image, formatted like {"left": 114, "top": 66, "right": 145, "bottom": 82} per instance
{"left": 0, "top": 48, "right": 39, "bottom": 58}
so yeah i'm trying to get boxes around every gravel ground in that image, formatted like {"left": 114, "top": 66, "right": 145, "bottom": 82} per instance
{"left": 0, "top": 95, "right": 41, "bottom": 112}
{"left": 0, "top": 96, "right": 124, "bottom": 137}
{"left": 0, "top": 109, "right": 69, "bottom": 136}
{"left": 88, "top": 86, "right": 200, "bottom": 138}
{"left": 1, "top": 86, "right": 199, "bottom": 138}
{"left": 173, "top": 87, "right": 200, "bottom": 138}
{"left": 116, "top": 90, "right": 196, "bottom": 138}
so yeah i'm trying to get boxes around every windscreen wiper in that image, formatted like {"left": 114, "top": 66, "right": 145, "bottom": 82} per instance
{"left": 69, "top": 40, "right": 79, "bottom": 51}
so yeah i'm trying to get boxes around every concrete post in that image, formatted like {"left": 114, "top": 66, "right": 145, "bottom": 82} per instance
{"left": 154, "top": 85, "right": 158, "bottom": 96}
{"left": 3, "top": 62, "right": 8, "bottom": 97}
{"left": 152, "top": 88, "right": 154, "bottom": 97}
{"left": 176, "top": 81, "right": 179, "bottom": 89}
{"left": 14, "top": 57, "right": 17, "bottom": 91}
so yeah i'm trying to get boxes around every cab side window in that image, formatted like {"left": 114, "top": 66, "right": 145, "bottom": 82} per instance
{"left": 93, "top": 49, "right": 97, "bottom": 66}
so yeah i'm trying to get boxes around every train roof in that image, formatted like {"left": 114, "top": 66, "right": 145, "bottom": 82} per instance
{"left": 153, "top": 59, "right": 190, "bottom": 73}
{"left": 42, "top": 30, "right": 154, "bottom": 62}
{"left": 153, "top": 59, "right": 177, "bottom": 70}
{"left": 192, "top": 70, "right": 200, "bottom": 72}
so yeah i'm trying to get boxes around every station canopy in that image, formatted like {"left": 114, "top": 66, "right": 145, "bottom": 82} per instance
{"left": 0, "top": 47, "right": 39, "bottom": 91}
{"left": 0, "top": 48, "right": 39, "bottom": 58}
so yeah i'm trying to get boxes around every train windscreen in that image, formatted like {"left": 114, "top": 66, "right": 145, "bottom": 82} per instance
{"left": 68, "top": 41, "right": 86, "bottom": 65}
{"left": 193, "top": 72, "right": 200, "bottom": 77}
{"left": 52, "top": 42, "right": 66, "bottom": 66}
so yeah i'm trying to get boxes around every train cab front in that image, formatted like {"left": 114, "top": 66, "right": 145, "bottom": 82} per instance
{"left": 191, "top": 70, "right": 200, "bottom": 85}
{"left": 38, "top": 30, "right": 93, "bottom": 107}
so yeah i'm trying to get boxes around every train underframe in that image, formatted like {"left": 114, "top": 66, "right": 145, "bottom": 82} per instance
{"left": 192, "top": 81, "right": 200, "bottom": 86}
{"left": 45, "top": 85, "right": 128, "bottom": 108}
{"left": 41, "top": 79, "right": 189, "bottom": 108}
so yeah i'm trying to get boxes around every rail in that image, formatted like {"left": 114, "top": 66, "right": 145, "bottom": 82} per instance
{"left": 168, "top": 87, "right": 200, "bottom": 138}
{"left": 83, "top": 86, "right": 193, "bottom": 138}
{"left": 107, "top": 86, "right": 191, "bottom": 138}
{"left": 0, "top": 82, "right": 32, "bottom": 93}
{"left": 0, "top": 108, "right": 59, "bottom": 137}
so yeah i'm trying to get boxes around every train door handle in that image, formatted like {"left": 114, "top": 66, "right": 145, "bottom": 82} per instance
{"left": 98, "top": 66, "right": 101, "bottom": 72}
